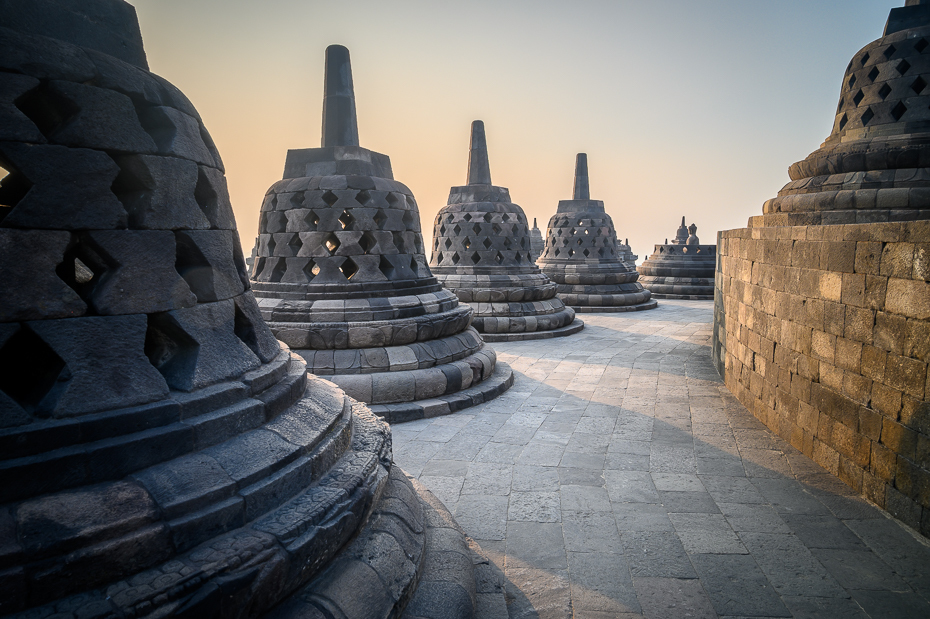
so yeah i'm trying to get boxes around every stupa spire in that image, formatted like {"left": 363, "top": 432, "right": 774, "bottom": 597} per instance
{"left": 467, "top": 120, "right": 492, "bottom": 185}
{"left": 573, "top": 153, "right": 590, "bottom": 200}
{"left": 321, "top": 44, "right": 359, "bottom": 147}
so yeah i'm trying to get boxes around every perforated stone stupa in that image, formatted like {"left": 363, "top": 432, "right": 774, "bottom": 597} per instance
{"left": 617, "top": 237, "right": 638, "bottom": 270}
{"left": 0, "top": 5, "right": 506, "bottom": 617}
{"left": 529, "top": 217, "right": 545, "bottom": 260}
{"left": 537, "top": 154, "right": 657, "bottom": 312}
{"left": 250, "top": 48, "right": 512, "bottom": 421}
{"left": 638, "top": 217, "right": 715, "bottom": 299}
{"left": 429, "top": 121, "right": 583, "bottom": 341}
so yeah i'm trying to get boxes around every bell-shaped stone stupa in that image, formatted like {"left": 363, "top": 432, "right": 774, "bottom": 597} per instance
{"left": 0, "top": 4, "right": 477, "bottom": 616}
{"left": 429, "top": 121, "right": 583, "bottom": 341}
{"left": 529, "top": 217, "right": 546, "bottom": 260}
{"left": 638, "top": 217, "right": 716, "bottom": 299}
{"left": 617, "top": 237, "right": 638, "bottom": 270}
{"left": 250, "top": 48, "right": 512, "bottom": 421}
{"left": 537, "top": 154, "right": 657, "bottom": 312}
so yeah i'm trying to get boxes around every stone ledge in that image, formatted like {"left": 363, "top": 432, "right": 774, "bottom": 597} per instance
{"left": 480, "top": 318, "right": 584, "bottom": 342}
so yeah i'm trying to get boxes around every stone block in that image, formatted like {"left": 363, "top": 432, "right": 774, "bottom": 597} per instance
{"left": 84, "top": 230, "right": 198, "bottom": 314}
{"left": 885, "top": 278, "right": 930, "bottom": 320}
{"left": 880, "top": 243, "right": 915, "bottom": 279}
{"left": 137, "top": 105, "right": 214, "bottom": 166}
{"left": 0, "top": 25, "right": 97, "bottom": 82}
{"left": 0, "top": 141, "right": 126, "bottom": 230}
{"left": 146, "top": 299, "right": 261, "bottom": 392}
{"left": 0, "top": 73, "right": 45, "bottom": 142}
{"left": 855, "top": 241, "right": 883, "bottom": 275}
{"left": 231, "top": 292, "right": 280, "bottom": 364}
{"left": 195, "top": 165, "right": 236, "bottom": 229}
{"left": 882, "top": 418, "right": 918, "bottom": 461}
{"left": 885, "top": 353, "right": 927, "bottom": 399}
{"left": 0, "top": 229, "right": 86, "bottom": 322}
{"left": 874, "top": 312, "right": 906, "bottom": 354}
{"left": 37, "top": 80, "right": 156, "bottom": 153}
{"left": 28, "top": 314, "right": 170, "bottom": 417}
{"left": 861, "top": 345, "right": 887, "bottom": 382}
{"left": 113, "top": 154, "right": 208, "bottom": 229}
{"left": 175, "top": 230, "right": 246, "bottom": 303}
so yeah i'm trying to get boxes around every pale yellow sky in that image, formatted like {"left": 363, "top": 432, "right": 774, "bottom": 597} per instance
{"left": 131, "top": 0, "right": 898, "bottom": 261}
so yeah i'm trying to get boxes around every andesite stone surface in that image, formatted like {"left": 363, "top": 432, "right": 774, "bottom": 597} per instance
{"left": 638, "top": 217, "right": 716, "bottom": 300}
{"left": 0, "top": 5, "right": 498, "bottom": 618}
{"left": 249, "top": 48, "right": 512, "bottom": 422}
{"left": 714, "top": 0, "right": 930, "bottom": 539}
{"left": 537, "top": 153, "right": 658, "bottom": 313}
{"left": 429, "top": 120, "right": 583, "bottom": 342}
{"left": 529, "top": 218, "right": 545, "bottom": 261}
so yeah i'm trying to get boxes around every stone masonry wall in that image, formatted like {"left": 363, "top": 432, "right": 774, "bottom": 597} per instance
{"left": 713, "top": 219, "right": 930, "bottom": 535}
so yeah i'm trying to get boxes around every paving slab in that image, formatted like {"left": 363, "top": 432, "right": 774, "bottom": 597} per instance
{"left": 394, "top": 300, "right": 930, "bottom": 618}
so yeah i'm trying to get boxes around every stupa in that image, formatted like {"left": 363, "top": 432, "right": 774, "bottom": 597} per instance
{"left": 429, "top": 121, "right": 583, "bottom": 341}
{"left": 250, "top": 48, "right": 512, "bottom": 421}
{"left": 529, "top": 217, "right": 545, "bottom": 260}
{"left": 0, "top": 4, "right": 506, "bottom": 617}
{"left": 638, "top": 217, "right": 715, "bottom": 299}
{"left": 617, "top": 237, "right": 638, "bottom": 270}
{"left": 714, "top": 0, "right": 930, "bottom": 536}
{"left": 537, "top": 154, "right": 657, "bottom": 312}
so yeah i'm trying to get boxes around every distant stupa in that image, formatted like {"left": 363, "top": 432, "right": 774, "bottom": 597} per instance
{"left": 638, "top": 217, "right": 715, "bottom": 299}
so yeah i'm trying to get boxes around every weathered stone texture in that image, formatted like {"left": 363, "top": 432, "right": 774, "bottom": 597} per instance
{"left": 714, "top": 220, "right": 930, "bottom": 535}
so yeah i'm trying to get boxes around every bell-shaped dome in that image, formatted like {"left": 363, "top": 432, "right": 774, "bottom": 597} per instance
{"left": 250, "top": 48, "right": 512, "bottom": 419}
{"left": 429, "top": 121, "right": 582, "bottom": 340}
{"left": 537, "top": 154, "right": 657, "bottom": 312}
{"left": 638, "top": 219, "right": 716, "bottom": 299}
{"left": 760, "top": 0, "right": 930, "bottom": 226}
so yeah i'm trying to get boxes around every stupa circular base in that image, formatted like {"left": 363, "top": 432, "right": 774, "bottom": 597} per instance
{"left": 570, "top": 299, "right": 659, "bottom": 313}
{"left": 367, "top": 361, "right": 514, "bottom": 423}
{"left": 480, "top": 318, "right": 585, "bottom": 342}
{"left": 650, "top": 293, "right": 714, "bottom": 300}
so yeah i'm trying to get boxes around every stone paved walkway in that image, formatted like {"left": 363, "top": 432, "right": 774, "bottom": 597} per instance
{"left": 392, "top": 300, "right": 930, "bottom": 619}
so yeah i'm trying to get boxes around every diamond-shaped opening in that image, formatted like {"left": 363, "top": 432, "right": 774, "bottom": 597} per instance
{"left": 503, "top": 237, "right": 512, "bottom": 249}
{"left": 554, "top": 248, "right": 561, "bottom": 256}
{"left": 473, "top": 223, "right": 482, "bottom": 235}
{"left": 584, "top": 229, "right": 589, "bottom": 235}
{"left": 848, "top": 74, "right": 857, "bottom": 88}
{"left": 324, "top": 233, "right": 340, "bottom": 254}
{"left": 175, "top": 232, "right": 216, "bottom": 301}
{"left": 861, "top": 107, "right": 875, "bottom": 125}
{"left": 878, "top": 83, "right": 893, "bottom": 100}
{"left": 482, "top": 237, "right": 492, "bottom": 249}
{"left": 452, "top": 224, "right": 462, "bottom": 235}
{"left": 0, "top": 158, "right": 33, "bottom": 225}
{"left": 56, "top": 236, "right": 109, "bottom": 309}
{"left": 463, "top": 237, "right": 472, "bottom": 250}
{"left": 360, "top": 231, "right": 377, "bottom": 254}
{"left": 897, "top": 59, "right": 912, "bottom": 75}
{"left": 913, "top": 76, "right": 927, "bottom": 95}
{"left": 340, "top": 257, "right": 358, "bottom": 280}
{"left": 385, "top": 192, "right": 399, "bottom": 207}
{"left": 891, "top": 101, "right": 908, "bottom": 121}
{"left": 379, "top": 255, "right": 395, "bottom": 279}
{"left": 287, "top": 234, "right": 302, "bottom": 254}
{"left": 451, "top": 252, "right": 460, "bottom": 264}
{"left": 373, "top": 209, "right": 387, "bottom": 230}
{"left": 463, "top": 213, "right": 472, "bottom": 222}
{"left": 414, "top": 234, "right": 423, "bottom": 254}
{"left": 471, "top": 251, "right": 481, "bottom": 264}
{"left": 483, "top": 212, "right": 493, "bottom": 222}
{"left": 494, "top": 252, "right": 503, "bottom": 264}
{"left": 917, "top": 38, "right": 929, "bottom": 54}
{"left": 339, "top": 209, "right": 355, "bottom": 230}
{"left": 251, "top": 257, "right": 265, "bottom": 279}
{"left": 839, "top": 113, "right": 849, "bottom": 130}
{"left": 409, "top": 255, "right": 420, "bottom": 277}
{"left": 444, "top": 238, "right": 453, "bottom": 249}
{"left": 304, "top": 210, "right": 320, "bottom": 231}
{"left": 233, "top": 301, "right": 263, "bottom": 359}
{"left": 867, "top": 67, "right": 880, "bottom": 82}
{"left": 852, "top": 89, "right": 864, "bottom": 106}
{"left": 436, "top": 251, "right": 444, "bottom": 263}
{"left": 492, "top": 223, "right": 502, "bottom": 235}
{"left": 576, "top": 238, "right": 583, "bottom": 246}
{"left": 515, "top": 252, "right": 522, "bottom": 264}
{"left": 583, "top": 248, "right": 590, "bottom": 257}
{"left": 303, "top": 259, "right": 318, "bottom": 280}
{"left": 439, "top": 225, "right": 447, "bottom": 235}
{"left": 567, "top": 249, "right": 574, "bottom": 257}
{"left": 355, "top": 189, "right": 370, "bottom": 205}
{"left": 884, "top": 44, "right": 897, "bottom": 60}
{"left": 402, "top": 209, "right": 415, "bottom": 230}
{"left": 392, "top": 231, "right": 406, "bottom": 253}
{"left": 290, "top": 192, "right": 305, "bottom": 208}
{"left": 0, "top": 325, "right": 66, "bottom": 415}
{"left": 598, "top": 247, "right": 605, "bottom": 257}
{"left": 322, "top": 190, "right": 338, "bottom": 206}
{"left": 860, "top": 52, "right": 870, "bottom": 66}
{"left": 145, "top": 313, "right": 200, "bottom": 390}
{"left": 14, "top": 83, "right": 79, "bottom": 138}
{"left": 521, "top": 238, "right": 527, "bottom": 248}
{"left": 569, "top": 228, "right": 576, "bottom": 236}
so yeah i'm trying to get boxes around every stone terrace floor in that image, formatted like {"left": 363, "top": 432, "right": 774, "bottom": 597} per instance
{"left": 392, "top": 300, "right": 930, "bottom": 619}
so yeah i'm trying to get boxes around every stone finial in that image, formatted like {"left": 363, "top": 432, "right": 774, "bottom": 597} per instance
{"left": 573, "top": 153, "right": 590, "bottom": 200}
{"left": 533, "top": 217, "right": 538, "bottom": 228}
{"left": 321, "top": 45, "right": 359, "bottom": 148}
{"left": 467, "top": 120, "right": 492, "bottom": 185}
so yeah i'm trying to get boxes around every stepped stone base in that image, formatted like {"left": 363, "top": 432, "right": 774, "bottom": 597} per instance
{"left": 651, "top": 293, "right": 714, "bottom": 300}
{"left": 570, "top": 299, "right": 658, "bottom": 313}
{"left": 369, "top": 362, "right": 515, "bottom": 424}
{"left": 480, "top": 318, "right": 585, "bottom": 342}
